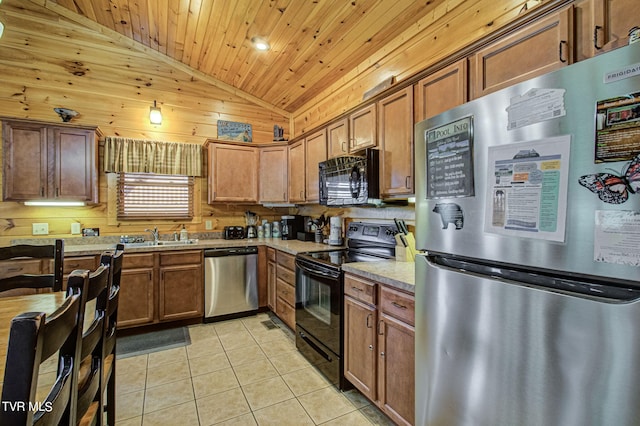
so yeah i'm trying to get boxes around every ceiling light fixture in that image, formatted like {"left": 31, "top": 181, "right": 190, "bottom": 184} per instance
{"left": 149, "top": 100, "right": 162, "bottom": 125}
{"left": 251, "top": 37, "right": 270, "bottom": 51}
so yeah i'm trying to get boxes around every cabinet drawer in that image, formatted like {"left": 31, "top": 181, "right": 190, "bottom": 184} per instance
{"left": 0, "top": 259, "right": 41, "bottom": 279}
{"left": 123, "top": 253, "right": 155, "bottom": 269}
{"left": 344, "top": 274, "right": 376, "bottom": 305}
{"left": 160, "top": 250, "right": 202, "bottom": 266}
{"left": 276, "top": 278, "right": 295, "bottom": 306}
{"left": 267, "top": 248, "right": 276, "bottom": 262}
{"left": 379, "top": 286, "right": 415, "bottom": 326}
{"left": 275, "top": 296, "right": 295, "bottom": 329}
{"left": 276, "top": 251, "right": 295, "bottom": 271}
{"left": 63, "top": 256, "right": 97, "bottom": 274}
{"left": 276, "top": 264, "right": 295, "bottom": 286}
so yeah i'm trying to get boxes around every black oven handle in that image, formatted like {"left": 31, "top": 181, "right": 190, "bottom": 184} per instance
{"left": 295, "top": 258, "right": 341, "bottom": 280}
{"left": 298, "top": 330, "right": 332, "bottom": 362}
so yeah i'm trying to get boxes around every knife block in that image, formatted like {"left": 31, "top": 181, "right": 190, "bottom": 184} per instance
{"left": 395, "top": 245, "right": 413, "bottom": 262}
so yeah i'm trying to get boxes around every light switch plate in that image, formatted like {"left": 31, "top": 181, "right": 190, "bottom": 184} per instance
{"left": 32, "top": 223, "right": 49, "bottom": 235}
{"left": 205, "top": 220, "right": 213, "bottom": 230}
{"left": 71, "top": 223, "right": 81, "bottom": 234}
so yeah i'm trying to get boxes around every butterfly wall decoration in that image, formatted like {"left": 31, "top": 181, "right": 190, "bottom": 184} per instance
{"left": 578, "top": 153, "right": 640, "bottom": 204}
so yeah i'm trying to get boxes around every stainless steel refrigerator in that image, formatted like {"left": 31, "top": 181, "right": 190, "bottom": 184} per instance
{"left": 415, "top": 43, "right": 640, "bottom": 426}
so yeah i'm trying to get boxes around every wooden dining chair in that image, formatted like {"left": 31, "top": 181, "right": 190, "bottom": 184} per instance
{"left": 67, "top": 263, "right": 111, "bottom": 426}
{"left": 0, "top": 240, "right": 64, "bottom": 296}
{"left": 99, "top": 244, "right": 123, "bottom": 426}
{"left": 0, "top": 269, "right": 89, "bottom": 426}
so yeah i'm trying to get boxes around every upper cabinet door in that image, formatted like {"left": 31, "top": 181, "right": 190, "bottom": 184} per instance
{"left": 349, "top": 103, "right": 377, "bottom": 152}
{"left": 575, "top": 0, "right": 635, "bottom": 60}
{"left": 470, "top": 6, "right": 574, "bottom": 99}
{"left": 378, "top": 87, "right": 414, "bottom": 198}
{"left": 327, "top": 118, "right": 349, "bottom": 159}
{"left": 288, "top": 140, "right": 306, "bottom": 203}
{"left": 304, "top": 129, "right": 327, "bottom": 203}
{"left": 2, "top": 121, "right": 48, "bottom": 201}
{"left": 208, "top": 143, "right": 259, "bottom": 203}
{"left": 259, "top": 145, "right": 288, "bottom": 203}
{"left": 52, "top": 127, "right": 97, "bottom": 202}
{"left": 415, "top": 59, "right": 468, "bottom": 123}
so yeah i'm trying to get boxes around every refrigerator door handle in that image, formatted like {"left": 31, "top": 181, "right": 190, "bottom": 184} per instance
{"left": 428, "top": 253, "right": 640, "bottom": 302}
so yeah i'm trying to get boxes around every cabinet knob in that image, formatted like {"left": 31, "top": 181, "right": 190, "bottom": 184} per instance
{"left": 369, "top": 345, "right": 373, "bottom": 351}
{"left": 380, "top": 351, "right": 385, "bottom": 358}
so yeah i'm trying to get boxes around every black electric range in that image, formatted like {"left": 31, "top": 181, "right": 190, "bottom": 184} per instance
{"left": 294, "top": 222, "right": 398, "bottom": 389}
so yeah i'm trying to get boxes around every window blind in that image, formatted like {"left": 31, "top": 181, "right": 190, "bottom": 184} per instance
{"left": 117, "top": 173, "right": 194, "bottom": 220}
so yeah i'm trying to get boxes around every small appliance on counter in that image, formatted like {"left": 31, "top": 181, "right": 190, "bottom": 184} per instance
{"left": 223, "top": 226, "right": 245, "bottom": 240}
{"left": 281, "top": 215, "right": 304, "bottom": 240}
{"left": 245, "top": 211, "right": 258, "bottom": 239}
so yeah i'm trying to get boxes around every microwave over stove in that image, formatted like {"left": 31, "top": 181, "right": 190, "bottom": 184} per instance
{"left": 319, "top": 149, "right": 379, "bottom": 206}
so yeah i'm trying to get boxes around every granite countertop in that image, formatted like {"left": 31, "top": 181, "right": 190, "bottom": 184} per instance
{"left": 342, "top": 260, "right": 415, "bottom": 294}
{"left": 62, "top": 238, "right": 342, "bottom": 256}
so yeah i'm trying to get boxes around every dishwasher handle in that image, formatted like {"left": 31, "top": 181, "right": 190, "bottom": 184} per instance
{"left": 204, "top": 246, "right": 258, "bottom": 257}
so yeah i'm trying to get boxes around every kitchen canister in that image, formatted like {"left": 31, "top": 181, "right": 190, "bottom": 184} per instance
{"left": 263, "top": 221, "right": 271, "bottom": 238}
{"left": 272, "top": 221, "right": 281, "bottom": 238}
{"left": 329, "top": 216, "right": 343, "bottom": 246}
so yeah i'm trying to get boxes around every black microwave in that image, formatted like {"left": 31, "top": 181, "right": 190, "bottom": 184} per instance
{"left": 319, "top": 149, "right": 380, "bottom": 206}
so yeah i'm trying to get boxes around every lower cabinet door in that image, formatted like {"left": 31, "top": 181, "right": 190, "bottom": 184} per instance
{"left": 378, "top": 312, "right": 415, "bottom": 426}
{"left": 118, "top": 268, "right": 155, "bottom": 328}
{"left": 343, "top": 295, "right": 377, "bottom": 400}
{"left": 158, "top": 264, "right": 203, "bottom": 321}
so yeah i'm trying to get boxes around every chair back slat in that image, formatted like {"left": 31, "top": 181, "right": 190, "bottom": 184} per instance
{"left": 0, "top": 240, "right": 64, "bottom": 294}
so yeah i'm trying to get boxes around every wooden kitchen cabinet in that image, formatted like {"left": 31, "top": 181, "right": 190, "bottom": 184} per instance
{"left": 118, "top": 250, "right": 204, "bottom": 329}
{"left": 305, "top": 129, "right": 327, "bottom": 203}
{"left": 207, "top": 141, "right": 259, "bottom": 203}
{"left": 343, "top": 273, "right": 415, "bottom": 426}
{"left": 344, "top": 292, "right": 378, "bottom": 401}
{"left": 158, "top": 250, "right": 203, "bottom": 322}
{"left": 288, "top": 140, "right": 306, "bottom": 203}
{"left": 118, "top": 253, "right": 156, "bottom": 328}
{"left": 2, "top": 118, "right": 99, "bottom": 203}
{"left": 469, "top": 6, "right": 574, "bottom": 99}
{"left": 327, "top": 118, "right": 349, "bottom": 158}
{"left": 349, "top": 103, "right": 377, "bottom": 152}
{"left": 61, "top": 255, "right": 99, "bottom": 290}
{"left": 415, "top": 58, "right": 468, "bottom": 122}
{"left": 273, "top": 250, "right": 296, "bottom": 329}
{"left": 267, "top": 248, "right": 277, "bottom": 311}
{"left": 259, "top": 144, "right": 289, "bottom": 203}
{"left": 575, "top": 0, "right": 636, "bottom": 60}
{"left": 378, "top": 87, "right": 414, "bottom": 197}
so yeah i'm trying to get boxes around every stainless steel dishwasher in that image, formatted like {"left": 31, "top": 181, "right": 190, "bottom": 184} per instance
{"left": 204, "top": 246, "right": 258, "bottom": 320}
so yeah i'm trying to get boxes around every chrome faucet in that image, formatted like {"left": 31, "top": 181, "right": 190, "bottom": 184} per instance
{"left": 145, "top": 227, "right": 159, "bottom": 243}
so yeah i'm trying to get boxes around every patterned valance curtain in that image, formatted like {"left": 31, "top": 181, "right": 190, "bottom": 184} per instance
{"left": 103, "top": 136, "right": 202, "bottom": 177}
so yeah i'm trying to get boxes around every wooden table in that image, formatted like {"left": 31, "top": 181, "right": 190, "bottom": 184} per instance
{"left": 0, "top": 292, "right": 68, "bottom": 380}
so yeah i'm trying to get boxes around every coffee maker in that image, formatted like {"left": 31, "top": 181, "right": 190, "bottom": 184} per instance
{"left": 280, "top": 215, "right": 304, "bottom": 240}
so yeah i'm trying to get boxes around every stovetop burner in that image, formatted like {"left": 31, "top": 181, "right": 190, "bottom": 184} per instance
{"left": 297, "top": 222, "right": 399, "bottom": 269}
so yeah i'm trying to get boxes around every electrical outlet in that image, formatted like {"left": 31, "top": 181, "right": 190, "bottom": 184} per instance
{"left": 205, "top": 220, "right": 213, "bottom": 230}
{"left": 32, "top": 223, "right": 49, "bottom": 235}
{"left": 71, "top": 223, "right": 81, "bottom": 234}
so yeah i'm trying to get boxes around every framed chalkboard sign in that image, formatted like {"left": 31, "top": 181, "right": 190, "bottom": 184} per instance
{"left": 217, "top": 120, "right": 252, "bottom": 142}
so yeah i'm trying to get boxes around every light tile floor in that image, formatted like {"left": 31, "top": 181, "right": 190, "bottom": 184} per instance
{"left": 115, "top": 313, "right": 396, "bottom": 426}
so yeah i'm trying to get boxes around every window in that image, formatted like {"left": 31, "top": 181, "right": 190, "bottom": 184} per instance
{"left": 117, "top": 173, "right": 194, "bottom": 220}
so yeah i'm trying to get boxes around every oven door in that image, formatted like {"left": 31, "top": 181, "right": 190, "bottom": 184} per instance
{"left": 295, "top": 257, "right": 342, "bottom": 355}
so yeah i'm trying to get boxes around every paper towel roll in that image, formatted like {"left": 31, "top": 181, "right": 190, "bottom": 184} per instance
{"left": 329, "top": 217, "right": 343, "bottom": 246}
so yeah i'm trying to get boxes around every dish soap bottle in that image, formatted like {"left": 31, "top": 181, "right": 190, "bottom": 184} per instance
{"left": 180, "top": 225, "right": 188, "bottom": 241}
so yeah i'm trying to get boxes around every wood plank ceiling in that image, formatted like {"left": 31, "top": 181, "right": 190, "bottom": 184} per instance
{"left": 49, "top": 0, "right": 450, "bottom": 114}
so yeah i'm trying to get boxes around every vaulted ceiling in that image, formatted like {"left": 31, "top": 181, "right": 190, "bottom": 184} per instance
{"left": 47, "top": 0, "right": 450, "bottom": 114}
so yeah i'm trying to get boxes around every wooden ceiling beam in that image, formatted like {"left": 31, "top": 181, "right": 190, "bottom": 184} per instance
{"left": 35, "top": 0, "right": 290, "bottom": 118}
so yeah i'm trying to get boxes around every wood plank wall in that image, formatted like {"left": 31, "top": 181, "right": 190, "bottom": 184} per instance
{"left": 292, "top": 0, "right": 553, "bottom": 135}
{"left": 0, "top": 0, "right": 291, "bottom": 245}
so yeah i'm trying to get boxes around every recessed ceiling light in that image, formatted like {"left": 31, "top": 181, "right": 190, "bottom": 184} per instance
{"left": 251, "top": 37, "right": 270, "bottom": 51}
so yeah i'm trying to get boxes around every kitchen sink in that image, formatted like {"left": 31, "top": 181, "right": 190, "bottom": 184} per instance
{"left": 122, "top": 239, "right": 198, "bottom": 248}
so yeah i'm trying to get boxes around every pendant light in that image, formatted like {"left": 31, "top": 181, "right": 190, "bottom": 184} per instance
{"left": 149, "top": 100, "right": 162, "bottom": 125}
